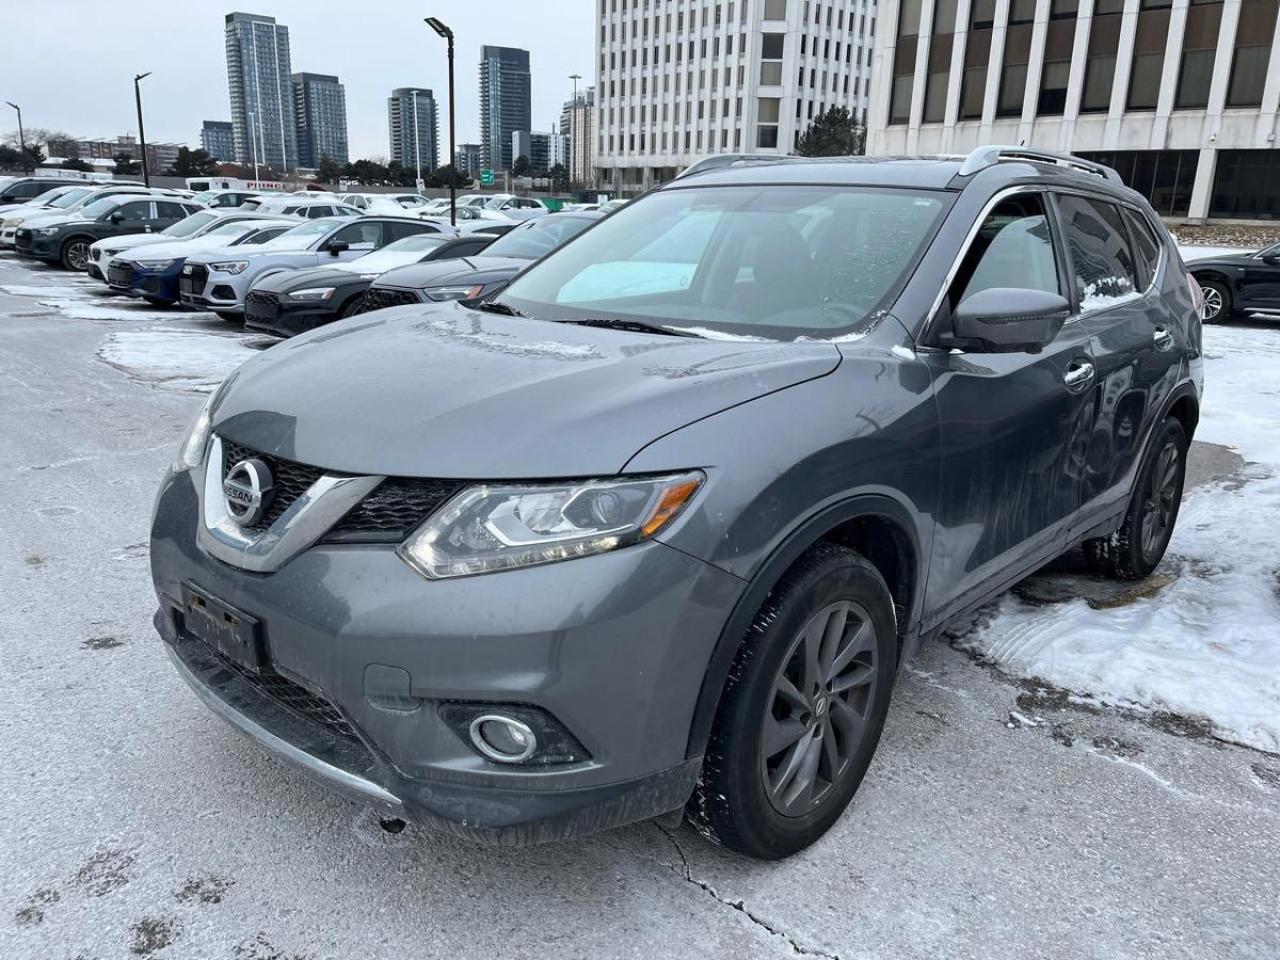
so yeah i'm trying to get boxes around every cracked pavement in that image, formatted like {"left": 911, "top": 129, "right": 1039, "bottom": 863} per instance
{"left": 1, "top": 254, "right": 1277, "bottom": 960}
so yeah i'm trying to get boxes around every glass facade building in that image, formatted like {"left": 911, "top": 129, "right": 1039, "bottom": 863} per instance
{"left": 479, "top": 46, "right": 532, "bottom": 171}
{"left": 869, "top": 0, "right": 1280, "bottom": 220}
{"left": 224, "top": 12, "right": 298, "bottom": 170}
{"left": 292, "top": 73, "right": 349, "bottom": 168}
{"left": 200, "top": 121, "right": 235, "bottom": 162}
{"left": 387, "top": 88, "right": 439, "bottom": 174}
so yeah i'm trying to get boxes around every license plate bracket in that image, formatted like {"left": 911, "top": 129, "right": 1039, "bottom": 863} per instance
{"left": 181, "top": 582, "right": 265, "bottom": 672}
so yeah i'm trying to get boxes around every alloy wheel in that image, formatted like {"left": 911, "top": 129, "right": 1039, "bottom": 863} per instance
{"left": 761, "top": 600, "right": 878, "bottom": 817}
{"left": 66, "top": 242, "right": 90, "bottom": 271}
{"left": 1140, "top": 440, "right": 1180, "bottom": 560}
{"left": 1200, "top": 286, "right": 1222, "bottom": 321}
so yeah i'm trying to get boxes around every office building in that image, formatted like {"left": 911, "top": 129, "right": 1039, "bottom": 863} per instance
{"left": 224, "top": 11, "right": 298, "bottom": 170}
{"left": 292, "top": 72, "right": 349, "bottom": 168}
{"left": 455, "top": 142, "right": 483, "bottom": 176}
{"left": 479, "top": 45, "right": 532, "bottom": 170}
{"left": 593, "top": 0, "right": 876, "bottom": 193}
{"left": 560, "top": 88, "right": 596, "bottom": 185}
{"left": 200, "top": 121, "right": 234, "bottom": 161}
{"left": 387, "top": 87, "right": 439, "bottom": 174}
{"left": 47, "top": 135, "right": 182, "bottom": 174}
{"left": 512, "top": 130, "right": 570, "bottom": 172}
{"left": 868, "top": 0, "right": 1280, "bottom": 220}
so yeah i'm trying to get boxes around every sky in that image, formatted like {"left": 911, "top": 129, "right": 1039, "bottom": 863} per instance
{"left": 2, "top": 0, "right": 596, "bottom": 161}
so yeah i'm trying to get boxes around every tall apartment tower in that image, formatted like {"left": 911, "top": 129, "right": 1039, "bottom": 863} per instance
{"left": 479, "top": 46, "right": 532, "bottom": 170}
{"left": 868, "top": 0, "right": 1280, "bottom": 221}
{"left": 593, "top": 0, "right": 876, "bottom": 193}
{"left": 224, "top": 12, "right": 298, "bottom": 170}
{"left": 387, "top": 88, "right": 439, "bottom": 174}
{"left": 200, "top": 121, "right": 234, "bottom": 162}
{"left": 292, "top": 72, "right": 349, "bottom": 168}
{"left": 560, "top": 88, "right": 596, "bottom": 186}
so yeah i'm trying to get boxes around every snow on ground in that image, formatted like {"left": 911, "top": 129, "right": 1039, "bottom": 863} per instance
{"left": 97, "top": 327, "right": 266, "bottom": 392}
{"left": 959, "top": 323, "right": 1280, "bottom": 753}
{"left": 0, "top": 283, "right": 94, "bottom": 300}
{"left": 40, "top": 298, "right": 183, "bottom": 322}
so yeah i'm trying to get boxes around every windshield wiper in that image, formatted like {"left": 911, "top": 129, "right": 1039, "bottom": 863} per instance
{"left": 553, "top": 317, "right": 697, "bottom": 337}
{"left": 474, "top": 299, "right": 525, "bottom": 317}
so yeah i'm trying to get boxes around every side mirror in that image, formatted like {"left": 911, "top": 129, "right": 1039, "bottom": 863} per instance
{"left": 326, "top": 239, "right": 349, "bottom": 256}
{"left": 951, "top": 287, "right": 1070, "bottom": 353}
{"left": 108, "top": 211, "right": 124, "bottom": 223}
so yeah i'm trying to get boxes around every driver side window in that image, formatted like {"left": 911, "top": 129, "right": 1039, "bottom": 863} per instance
{"left": 949, "top": 193, "right": 1060, "bottom": 311}
{"left": 332, "top": 221, "right": 383, "bottom": 248}
{"left": 115, "top": 201, "right": 154, "bottom": 222}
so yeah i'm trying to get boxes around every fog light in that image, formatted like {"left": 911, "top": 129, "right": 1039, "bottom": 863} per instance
{"left": 469, "top": 714, "right": 538, "bottom": 763}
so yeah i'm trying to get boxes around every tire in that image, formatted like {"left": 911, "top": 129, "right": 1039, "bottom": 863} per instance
{"left": 1198, "top": 278, "right": 1230, "bottom": 323}
{"left": 215, "top": 311, "right": 243, "bottom": 323}
{"left": 688, "top": 542, "right": 898, "bottom": 860}
{"left": 1083, "top": 416, "right": 1188, "bottom": 580}
{"left": 60, "top": 237, "right": 92, "bottom": 272}
{"left": 337, "top": 296, "right": 363, "bottom": 320}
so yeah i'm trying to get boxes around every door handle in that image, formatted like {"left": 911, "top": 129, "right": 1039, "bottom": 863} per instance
{"left": 1063, "top": 360, "right": 1095, "bottom": 390}
{"left": 1153, "top": 327, "right": 1174, "bottom": 351}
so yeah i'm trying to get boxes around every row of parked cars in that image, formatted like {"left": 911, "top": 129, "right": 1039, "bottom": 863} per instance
{"left": 0, "top": 175, "right": 607, "bottom": 338}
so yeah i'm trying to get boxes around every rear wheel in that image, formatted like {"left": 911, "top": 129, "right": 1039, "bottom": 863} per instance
{"left": 1083, "top": 416, "right": 1188, "bottom": 580}
{"left": 688, "top": 543, "right": 897, "bottom": 860}
{"left": 60, "top": 238, "right": 92, "bottom": 271}
{"left": 1198, "top": 278, "right": 1230, "bottom": 323}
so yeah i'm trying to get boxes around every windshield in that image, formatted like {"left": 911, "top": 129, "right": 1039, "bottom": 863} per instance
{"left": 500, "top": 185, "right": 949, "bottom": 340}
{"left": 30, "top": 187, "right": 72, "bottom": 205}
{"left": 162, "top": 211, "right": 219, "bottom": 238}
{"left": 376, "top": 235, "right": 448, "bottom": 254}
{"left": 199, "top": 221, "right": 262, "bottom": 243}
{"left": 483, "top": 217, "right": 594, "bottom": 260}
{"left": 49, "top": 187, "right": 94, "bottom": 209}
{"left": 256, "top": 219, "right": 335, "bottom": 249}
{"left": 79, "top": 197, "right": 124, "bottom": 218}
{"left": 191, "top": 190, "right": 219, "bottom": 205}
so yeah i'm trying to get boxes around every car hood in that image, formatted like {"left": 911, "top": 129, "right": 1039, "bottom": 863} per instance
{"left": 96, "top": 232, "right": 171, "bottom": 254}
{"left": 254, "top": 265, "right": 366, "bottom": 292}
{"left": 114, "top": 236, "right": 247, "bottom": 262}
{"left": 375, "top": 255, "right": 530, "bottom": 290}
{"left": 17, "top": 211, "right": 92, "bottom": 229}
{"left": 213, "top": 304, "right": 842, "bottom": 477}
{"left": 186, "top": 246, "right": 313, "bottom": 265}
{"left": 1184, "top": 251, "right": 1257, "bottom": 266}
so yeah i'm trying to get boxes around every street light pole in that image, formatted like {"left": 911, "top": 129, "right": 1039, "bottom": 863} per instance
{"left": 6, "top": 100, "right": 29, "bottom": 175}
{"left": 425, "top": 17, "right": 456, "bottom": 227}
{"left": 248, "top": 111, "right": 260, "bottom": 182}
{"left": 412, "top": 89, "right": 422, "bottom": 192}
{"left": 134, "top": 72, "right": 152, "bottom": 187}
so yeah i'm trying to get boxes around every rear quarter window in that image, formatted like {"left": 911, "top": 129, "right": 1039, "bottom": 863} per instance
{"left": 1123, "top": 208, "right": 1163, "bottom": 288}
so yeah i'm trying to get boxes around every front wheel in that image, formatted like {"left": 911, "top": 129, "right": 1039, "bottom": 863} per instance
{"left": 1083, "top": 416, "right": 1188, "bottom": 580}
{"left": 1198, "top": 278, "right": 1230, "bottom": 323}
{"left": 688, "top": 543, "right": 897, "bottom": 860}
{"left": 60, "top": 238, "right": 92, "bottom": 271}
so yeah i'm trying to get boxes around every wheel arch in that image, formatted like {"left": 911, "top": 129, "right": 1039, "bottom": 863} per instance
{"left": 1164, "top": 383, "right": 1200, "bottom": 440}
{"left": 684, "top": 494, "right": 925, "bottom": 761}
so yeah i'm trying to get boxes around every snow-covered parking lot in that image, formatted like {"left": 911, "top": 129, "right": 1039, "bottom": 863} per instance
{"left": 1, "top": 248, "right": 1277, "bottom": 959}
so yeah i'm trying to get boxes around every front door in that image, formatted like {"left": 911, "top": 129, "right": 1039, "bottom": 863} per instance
{"left": 922, "top": 191, "right": 1099, "bottom": 621}
{"left": 1237, "top": 242, "right": 1280, "bottom": 314}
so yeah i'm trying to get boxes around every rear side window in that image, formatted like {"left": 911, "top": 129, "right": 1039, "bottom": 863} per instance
{"left": 155, "top": 201, "right": 188, "bottom": 219}
{"left": 1056, "top": 194, "right": 1139, "bottom": 311}
{"left": 387, "top": 220, "right": 432, "bottom": 241}
{"left": 950, "top": 193, "right": 1060, "bottom": 309}
{"left": 1123, "top": 208, "right": 1162, "bottom": 287}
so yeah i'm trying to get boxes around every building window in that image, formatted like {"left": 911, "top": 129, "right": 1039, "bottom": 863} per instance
{"left": 891, "top": 0, "right": 923, "bottom": 124}
{"left": 1176, "top": 1, "right": 1223, "bottom": 109}
{"left": 757, "top": 124, "right": 779, "bottom": 148}
{"left": 1038, "top": 16, "right": 1077, "bottom": 115}
{"left": 1209, "top": 149, "right": 1280, "bottom": 217}
{"left": 1082, "top": 6, "right": 1122, "bottom": 112}
{"left": 959, "top": 4, "right": 994, "bottom": 120}
{"left": 1228, "top": 0, "right": 1280, "bottom": 106}
{"left": 1076, "top": 149, "right": 1199, "bottom": 216}
{"left": 1127, "top": 4, "right": 1171, "bottom": 110}
{"left": 764, "top": 0, "right": 787, "bottom": 17}
{"left": 998, "top": 21, "right": 1033, "bottom": 117}
{"left": 923, "top": 0, "right": 957, "bottom": 122}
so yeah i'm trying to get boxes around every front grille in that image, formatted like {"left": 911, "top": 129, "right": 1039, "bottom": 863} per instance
{"left": 223, "top": 439, "right": 326, "bottom": 531}
{"left": 107, "top": 261, "right": 133, "bottom": 287}
{"left": 244, "top": 290, "right": 279, "bottom": 323}
{"left": 182, "top": 263, "right": 210, "bottom": 296}
{"left": 354, "top": 287, "right": 421, "bottom": 315}
{"left": 219, "top": 437, "right": 461, "bottom": 542}
{"left": 15, "top": 228, "right": 30, "bottom": 242}
{"left": 212, "top": 649, "right": 358, "bottom": 741}
{"left": 245, "top": 290, "right": 279, "bottom": 306}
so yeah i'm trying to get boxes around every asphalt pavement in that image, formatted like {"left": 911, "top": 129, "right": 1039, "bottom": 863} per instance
{"left": 1, "top": 254, "right": 1276, "bottom": 960}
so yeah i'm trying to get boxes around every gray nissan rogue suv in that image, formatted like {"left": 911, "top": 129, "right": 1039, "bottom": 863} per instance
{"left": 150, "top": 148, "right": 1203, "bottom": 859}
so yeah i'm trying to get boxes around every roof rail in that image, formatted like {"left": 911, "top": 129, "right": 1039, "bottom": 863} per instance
{"left": 676, "top": 153, "right": 810, "bottom": 179}
{"left": 956, "top": 145, "right": 1124, "bottom": 184}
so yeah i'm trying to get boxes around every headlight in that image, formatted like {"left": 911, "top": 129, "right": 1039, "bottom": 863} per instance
{"left": 36, "top": 227, "right": 60, "bottom": 237}
{"left": 3, "top": 216, "right": 22, "bottom": 228}
{"left": 398, "top": 471, "right": 704, "bottom": 579}
{"left": 173, "top": 394, "right": 215, "bottom": 472}
{"left": 286, "top": 286, "right": 335, "bottom": 301}
{"left": 135, "top": 258, "right": 175, "bottom": 270}
{"left": 424, "top": 283, "right": 484, "bottom": 302}
{"left": 210, "top": 260, "right": 249, "bottom": 274}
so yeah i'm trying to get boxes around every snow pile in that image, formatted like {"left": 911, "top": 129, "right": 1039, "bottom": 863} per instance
{"left": 1, "top": 283, "right": 94, "bottom": 300}
{"left": 958, "top": 324, "right": 1280, "bottom": 754}
{"left": 97, "top": 327, "right": 265, "bottom": 392}
{"left": 40, "top": 298, "right": 180, "bottom": 322}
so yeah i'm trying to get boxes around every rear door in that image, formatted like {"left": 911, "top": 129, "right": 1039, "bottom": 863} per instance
{"left": 110, "top": 200, "right": 156, "bottom": 236}
{"left": 1056, "top": 193, "right": 1183, "bottom": 525}
{"left": 153, "top": 201, "right": 190, "bottom": 232}
{"left": 923, "top": 190, "right": 1099, "bottom": 619}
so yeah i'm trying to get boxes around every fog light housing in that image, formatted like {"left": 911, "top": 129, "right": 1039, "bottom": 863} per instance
{"left": 438, "top": 702, "right": 591, "bottom": 765}
{"left": 470, "top": 715, "right": 537, "bottom": 763}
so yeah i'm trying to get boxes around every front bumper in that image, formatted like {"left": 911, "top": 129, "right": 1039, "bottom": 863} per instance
{"left": 179, "top": 265, "right": 246, "bottom": 312}
{"left": 109, "top": 260, "right": 181, "bottom": 302}
{"left": 150, "top": 466, "right": 742, "bottom": 842}
{"left": 14, "top": 230, "right": 58, "bottom": 260}
{"left": 243, "top": 292, "right": 341, "bottom": 337}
